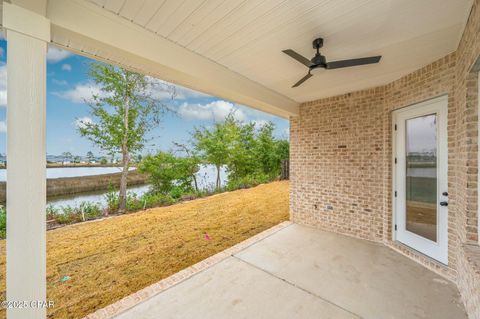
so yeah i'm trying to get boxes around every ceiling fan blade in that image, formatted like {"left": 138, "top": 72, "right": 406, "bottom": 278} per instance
{"left": 283, "top": 49, "right": 312, "bottom": 67}
{"left": 292, "top": 73, "right": 312, "bottom": 88}
{"left": 326, "top": 56, "right": 381, "bottom": 69}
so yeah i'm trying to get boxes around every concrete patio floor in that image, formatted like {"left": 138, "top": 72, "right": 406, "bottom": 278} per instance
{"left": 114, "top": 224, "right": 467, "bottom": 319}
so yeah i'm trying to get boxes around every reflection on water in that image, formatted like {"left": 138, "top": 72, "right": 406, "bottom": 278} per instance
{"left": 48, "top": 184, "right": 151, "bottom": 208}
{"left": 46, "top": 164, "right": 227, "bottom": 209}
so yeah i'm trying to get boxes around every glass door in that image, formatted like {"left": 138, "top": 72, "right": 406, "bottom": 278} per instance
{"left": 393, "top": 95, "right": 448, "bottom": 264}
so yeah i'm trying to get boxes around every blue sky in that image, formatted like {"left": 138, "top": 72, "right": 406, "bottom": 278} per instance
{"left": 0, "top": 37, "right": 289, "bottom": 157}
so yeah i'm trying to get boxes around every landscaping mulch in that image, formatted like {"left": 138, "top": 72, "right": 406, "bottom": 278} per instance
{"left": 0, "top": 181, "right": 289, "bottom": 319}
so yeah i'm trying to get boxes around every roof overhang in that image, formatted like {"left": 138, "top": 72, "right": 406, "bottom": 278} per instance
{"left": 1, "top": 0, "right": 474, "bottom": 118}
{"left": 2, "top": 0, "right": 299, "bottom": 118}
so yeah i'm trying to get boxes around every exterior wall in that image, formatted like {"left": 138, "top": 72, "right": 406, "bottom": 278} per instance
{"left": 290, "top": 87, "right": 386, "bottom": 242}
{"left": 290, "top": 54, "right": 457, "bottom": 276}
{"left": 290, "top": 0, "right": 480, "bottom": 316}
{"left": 453, "top": 0, "right": 480, "bottom": 317}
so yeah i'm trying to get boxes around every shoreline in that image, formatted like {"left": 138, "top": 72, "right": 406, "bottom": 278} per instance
{"left": 0, "top": 170, "right": 148, "bottom": 202}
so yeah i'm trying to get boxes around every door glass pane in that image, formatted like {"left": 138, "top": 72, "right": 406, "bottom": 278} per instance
{"left": 405, "top": 114, "right": 437, "bottom": 242}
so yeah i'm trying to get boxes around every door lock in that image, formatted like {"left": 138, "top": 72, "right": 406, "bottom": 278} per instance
{"left": 442, "top": 192, "right": 448, "bottom": 196}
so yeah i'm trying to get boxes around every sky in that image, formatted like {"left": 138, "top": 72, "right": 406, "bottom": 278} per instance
{"left": 0, "top": 36, "right": 289, "bottom": 157}
{"left": 406, "top": 114, "right": 436, "bottom": 154}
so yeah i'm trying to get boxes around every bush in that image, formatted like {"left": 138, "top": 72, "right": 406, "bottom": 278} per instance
{"left": 47, "top": 201, "right": 102, "bottom": 225}
{"left": 139, "top": 152, "right": 197, "bottom": 195}
{"left": 0, "top": 206, "right": 6, "bottom": 239}
{"left": 169, "top": 186, "right": 184, "bottom": 199}
{"left": 126, "top": 192, "right": 143, "bottom": 211}
{"left": 104, "top": 185, "right": 119, "bottom": 213}
{"left": 46, "top": 204, "right": 60, "bottom": 220}
{"left": 55, "top": 206, "right": 82, "bottom": 224}
{"left": 139, "top": 191, "right": 175, "bottom": 209}
{"left": 79, "top": 201, "right": 102, "bottom": 220}
{"left": 227, "top": 173, "right": 273, "bottom": 191}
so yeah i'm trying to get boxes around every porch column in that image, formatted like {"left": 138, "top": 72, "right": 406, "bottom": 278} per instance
{"left": 3, "top": 3, "right": 50, "bottom": 319}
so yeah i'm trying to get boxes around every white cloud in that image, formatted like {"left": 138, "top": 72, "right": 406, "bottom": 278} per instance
{"left": 61, "top": 63, "right": 72, "bottom": 71}
{"left": 178, "top": 100, "right": 246, "bottom": 122}
{"left": 74, "top": 117, "right": 93, "bottom": 129}
{"left": 47, "top": 47, "right": 72, "bottom": 63}
{"left": 52, "top": 82, "right": 106, "bottom": 103}
{"left": 53, "top": 77, "right": 207, "bottom": 105}
{"left": 0, "top": 121, "right": 6, "bottom": 133}
{"left": 251, "top": 119, "right": 269, "bottom": 128}
{"left": 52, "top": 78, "right": 68, "bottom": 86}
{"left": 0, "top": 64, "right": 6, "bottom": 107}
{"left": 174, "top": 85, "right": 210, "bottom": 100}
{"left": 146, "top": 77, "right": 210, "bottom": 100}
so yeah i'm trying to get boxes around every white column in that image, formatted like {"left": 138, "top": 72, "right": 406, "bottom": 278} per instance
{"left": 3, "top": 3, "right": 49, "bottom": 319}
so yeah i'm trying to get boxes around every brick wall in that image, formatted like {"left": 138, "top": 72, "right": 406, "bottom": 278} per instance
{"left": 290, "top": 87, "right": 385, "bottom": 241}
{"left": 290, "top": 0, "right": 480, "bottom": 317}
{"left": 453, "top": 0, "right": 480, "bottom": 317}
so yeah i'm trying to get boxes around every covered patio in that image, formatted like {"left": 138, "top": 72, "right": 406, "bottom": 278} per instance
{"left": 2, "top": 0, "right": 480, "bottom": 318}
{"left": 96, "top": 223, "right": 467, "bottom": 319}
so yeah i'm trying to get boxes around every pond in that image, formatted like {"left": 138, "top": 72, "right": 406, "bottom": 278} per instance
{"left": 0, "top": 166, "right": 136, "bottom": 181}
{"left": 45, "top": 164, "right": 228, "bottom": 208}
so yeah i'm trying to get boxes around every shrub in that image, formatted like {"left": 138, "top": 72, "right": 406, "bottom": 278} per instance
{"left": 79, "top": 201, "right": 102, "bottom": 220}
{"left": 126, "top": 192, "right": 143, "bottom": 211}
{"left": 139, "top": 152, "right": 196, "bottom": 195}
{"left": 55, "top": 206, "right": 82, "bottom": 224}
{"left": 140, "top": 191, "right": 175, "bottom": 209}
{"left": 46, "top": 204, "right": 60, "bottom": 220}
{"left": 169, "top": 186, "right": 184, "bottom": 199}
{"left": 104, "top": 185, "right": 119, "bottom": 213}
{"left": 0, "top": 206, "right": 6, "bottom": 239}
{"left": 227, "top": 173, "right": 273, "bottom": 191}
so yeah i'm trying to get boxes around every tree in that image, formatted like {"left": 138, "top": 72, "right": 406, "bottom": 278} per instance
{"left": 62, "top": 151, "right": 73, "bottom": 164}
{"left": 173, "top": 142, "right": 201, "bottom": 192}
{"left": 254, "top": 122, "right": 284, "bottom": 176}
{"left": 77, "top": 62, "right": 173, "bottom": 213}
{"left": 274, "top": 139, "right": 289, "bottom": 165}
{"left": 86, "top": 151, "right": 95, "bottom": 163}
{"left": 139, "top": 152, "right": 196, "bottom": 195}
{"left": 73, "top": 155, "right": 81, "bottom": 163}
{"left": 134, "top": 154, "right": 143, "bottom": 163}
{"left": 225, "top": 120, "right": 257, "bottom": 180}
{"left": 192, "top": 114, "right": 238, "bottom": 189}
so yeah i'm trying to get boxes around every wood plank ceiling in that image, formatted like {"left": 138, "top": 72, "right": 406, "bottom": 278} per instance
{"left": 87, "top": 0, "right": 473, "bottom": 103}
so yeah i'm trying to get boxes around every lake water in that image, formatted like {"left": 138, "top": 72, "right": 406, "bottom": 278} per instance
{"left": 0, "top": 166, "right": 137, "bottom": 181}
{"left": 45, "top": 165, "right": 228, "bottom": 208}
{"left": 48, "top": 184, "right": 152, "bottom": 208}
{"left": 407, "top": 167, "right": 436, "bottom": 178}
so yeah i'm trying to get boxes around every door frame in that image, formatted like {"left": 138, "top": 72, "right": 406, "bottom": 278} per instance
{"left": 392, "top": 94, "right": 448, "bottom": 265}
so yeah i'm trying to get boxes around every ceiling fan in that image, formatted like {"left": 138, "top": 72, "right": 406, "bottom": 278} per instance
{"left": 283, "top": 38, "right": 381, "bottom": 88}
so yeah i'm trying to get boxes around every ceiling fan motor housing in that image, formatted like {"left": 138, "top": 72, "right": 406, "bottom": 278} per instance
{"left": 312, "top": 38, "right": 324, "bottom": 49}
{"left": 311, "top": 54, "right": 326, "bottom": 68}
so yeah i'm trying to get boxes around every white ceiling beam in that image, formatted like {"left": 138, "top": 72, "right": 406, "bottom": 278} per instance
{"left": 45, "top": 0, "right": 299, "bottom": 118}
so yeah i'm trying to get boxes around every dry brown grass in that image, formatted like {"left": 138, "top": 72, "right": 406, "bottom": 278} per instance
{"left": 0, "top": 181, "right": 289, "bottom": 319}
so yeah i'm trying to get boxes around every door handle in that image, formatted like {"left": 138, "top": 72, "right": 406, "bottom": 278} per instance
{"left": 440, "top": 201, "right": 448, "bottom": 206}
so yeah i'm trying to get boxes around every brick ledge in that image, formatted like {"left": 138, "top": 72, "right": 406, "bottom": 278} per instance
{"left": 462, "top": 243, "right": 480, "bottom": 275}
{"left": 385, "top": 240, "right": 456, "bottom": 281}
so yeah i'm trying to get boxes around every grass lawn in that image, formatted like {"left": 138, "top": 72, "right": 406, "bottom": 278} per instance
{"left": 0, "top": 181, "right": 289, "bottom": 319}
